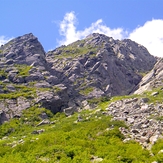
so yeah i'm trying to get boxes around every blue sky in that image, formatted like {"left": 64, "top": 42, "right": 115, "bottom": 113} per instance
{"left": 1, "top": 0, "right": 163, "bottom": 57}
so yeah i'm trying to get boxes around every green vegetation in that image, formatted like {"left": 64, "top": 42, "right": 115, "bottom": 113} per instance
{"left": 0, "top": 85, "right": 36, "bottom": 99}
{"left": 79, "top": 86, "right": 94, "bottom": 95}
{"left": 52, "top": 39, "right": 98, "bottom": 59}
{"left": 105, "top": 86, "right": 163, "bottom": 105}
{"left": 1, "top": 82, "right": 163, "bottom": 162}
{"left": 15, "top": 64, "right": 32, "bottom": 77}
{"left": 0, "top": 69, "right": 7, "bottom": 78}
{"left": 137, "top": 71, "right": 149, "bottom": 77}
{"left": 88, "top": 96, "right": 111, "bottom": 108}
{"left": 53, "top": 86, "right": 62, "bottom": 93}
{"left": 0, "top": 103, "right": 155, "bottom": 163}
{"left": 0, "top": 106, "right": 53, "bottom": 138}
{"left": 0, "top": 84, "right": 50, "bottom": 99}
{"left": 142, "top": 87, "right": 163, "bottom": 104}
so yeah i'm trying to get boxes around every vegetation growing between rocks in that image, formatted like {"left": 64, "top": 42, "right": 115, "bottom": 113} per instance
{"left": 0, "top": 69, "right": 7, "bottom": 78}
{"left": 0, "top": 84, "right": 50, "bottom": 99}
{"left": 50, "top": 39, "right": 99, "bottom": 59}
{"left": 0, "top": 100, "right": 162, "bottom": 162}
{"left": 79, "top": 86, "right": 94, "bottom": 95}
{"left": 142, "top": 87, "right": 163, "bottom": 104}
{"left": 15, "top": 64, "right": 32, "bottom": 77}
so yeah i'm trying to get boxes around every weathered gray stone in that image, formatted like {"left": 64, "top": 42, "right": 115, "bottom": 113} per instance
{"left": 36, "top": 119, "right": 50, "bottom": 127}
{"left": 32, "top": 129, "right": 45, "bottom": 134}
{"left": 63, "top": 107, "right": 75, "bottom": 116}
{"left": 134, "top": 59, "right": 163, "bottom": 94}
{"left": 34, "top": 81, "right": 51, "bottom": 88}
{"left": 151, "top": 92, "right": 159, "bottom": 96}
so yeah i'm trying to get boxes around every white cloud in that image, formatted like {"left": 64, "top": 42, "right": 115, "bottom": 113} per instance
{"left": 0, "top": 36, "right": 12, "bottom": 46}
{"left": 129, "top": 19, "right": 163, "bottom": 57}
{"left": 58, "top": 12, "right": 163, "bottom": 57}
{"left": 58, "top": 11, "right": 126, "bottom": 46}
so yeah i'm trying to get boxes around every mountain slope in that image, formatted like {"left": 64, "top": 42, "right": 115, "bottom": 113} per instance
{"left": 0, "top": 33, "right": 157, "bottom": 124}
{"left": 46, "top": 33, "right": 156, "bottom": 97}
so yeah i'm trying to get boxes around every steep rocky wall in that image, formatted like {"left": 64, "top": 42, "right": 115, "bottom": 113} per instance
{"left": 134, "top": 59, "right": 163, "bottom": 94}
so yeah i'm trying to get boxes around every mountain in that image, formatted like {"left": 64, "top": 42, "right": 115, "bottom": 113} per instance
{"left": 0, "top": 33, "right": 157, "bottom": 124}
{"left": 1, "top": 33, "right": 163, "bottom": 162}
{"left": 47, "top": 33, "right": 156, "bottom": 97}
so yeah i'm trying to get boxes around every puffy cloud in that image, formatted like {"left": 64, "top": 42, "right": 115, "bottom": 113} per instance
{"left": 59, "top": 11, "right": 78, "bottom": 45}
{"left": 58, "top": 12, "right": 163, "bottom": 57}
{"left": 129, "top": 19, "right": 163, "bottom": 57}
{"left": 0, "top": 36, "right": 12, "bottom": 46}
{"left": 58, "top": 11, "right": 126, "bottom": 46}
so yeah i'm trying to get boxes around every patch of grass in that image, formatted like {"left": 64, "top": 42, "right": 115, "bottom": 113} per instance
{"left": 28, "top": 81, "right": 37, "bottom": 86}
{"left": 79, "top": 87, "right": 94, "bottom": 95}
{"left": 0, "top": 106, "right": 53, "bottom": 138}
{"left": 0, "top": 84, "right": 52, "bottom": 99}
{"left": 51, "top": 39, "right": 98, "bottom": 59}
{"left": 0, "top": 85, "right": 36, "bottom": 99}
{"left": 53, "top": 86, "right": 61, "bottom": 93}
{"left": 0, "top": 69, "right": 7, "bottom": 78}
{"left": 142, "top": 87, "right": 163, "bottom": 104}
{"left": 15, "top": 64, "right": 32, "bottom": 77}
{"left": 88, "top": 96, "right": 111, "bottom": 109}
{"left": 138, "top": 71, "right": 149, "bottom": 77}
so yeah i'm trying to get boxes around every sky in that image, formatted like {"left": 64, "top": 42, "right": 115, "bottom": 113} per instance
{"left": 1, "top": 0, "right": 163, "bottom": 57}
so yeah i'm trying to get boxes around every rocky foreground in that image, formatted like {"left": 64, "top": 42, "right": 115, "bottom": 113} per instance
{"left": 106, "top": 97, "right": 163, "bottom": 149}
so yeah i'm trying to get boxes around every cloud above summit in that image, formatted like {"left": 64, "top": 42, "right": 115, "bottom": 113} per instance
{"left": 58, "top": 11, "right": 126, "bottom": 45}
{"left": 0, "top": 36, "right": 12, "bottom": 46}
{"left": 129, "top": 19, "right": 163, "bottom": 57}
{"left": 58, "top": 11, "right": 163, "bottom": 57}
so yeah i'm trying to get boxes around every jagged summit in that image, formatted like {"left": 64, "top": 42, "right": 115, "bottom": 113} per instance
{"left": 47, "top": 32, "right": 156, "bottom": 96}
{"left": 0, "top": 33, "right": 45, "bottom": 66}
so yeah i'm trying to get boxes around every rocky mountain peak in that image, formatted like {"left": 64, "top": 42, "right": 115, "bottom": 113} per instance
{"left": 47, "top": 33, "right": 156, "bottom": 97}
{"left": 85, "top": 33, "right": 114, "bottom": 46}
{"left": 0, "top": 33, "right": 45, "bottom": 66}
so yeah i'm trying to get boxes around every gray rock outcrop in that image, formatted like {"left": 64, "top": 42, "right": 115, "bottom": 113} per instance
{"left": 47, "top": 33, "right": 156, "bottom": 98}
{"left": 134, "top": 59, "right": 163, "bottom": 94}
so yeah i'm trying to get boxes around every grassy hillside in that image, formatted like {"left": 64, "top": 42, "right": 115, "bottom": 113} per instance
{"left": 1, "top": 94, "right": 163, "bottom": 163}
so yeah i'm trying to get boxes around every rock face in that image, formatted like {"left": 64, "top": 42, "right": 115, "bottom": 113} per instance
{"left": 1, "top": 33, "right": 46, "bottom": 66}
{"left": 0, "top": 33, "right": 80, "bottom": 124}
{"left": 47, "top": 33, "right": 156, "bottom": 97}
{"left": 134, "top": 59, "right": 163, "bottom": 94}
{"left": 0, "top": 33, "right": 157, "bottom": 124}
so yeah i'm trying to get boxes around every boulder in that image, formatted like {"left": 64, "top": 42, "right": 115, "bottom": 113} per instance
{"left": 36, "top": 119, "right": 50, "bottom": 127}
